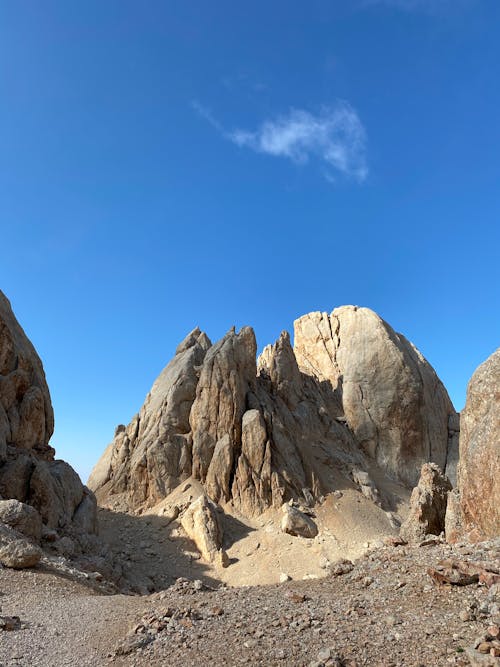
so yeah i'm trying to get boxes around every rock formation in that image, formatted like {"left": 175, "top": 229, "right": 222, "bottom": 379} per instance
{"left": 457, "top": 348, "right": 499, "bottom": 540}
{"left": 399, "top": 463, "right": 452, "bottom": 542}
{"left": 0, "top": 290, "right": 98, "bottom": 566}
{"left": 90, "top": 306, "right": 458, "bottom": 522}
{"left": 294, "top": 307, "right": 457, "bottom": 487}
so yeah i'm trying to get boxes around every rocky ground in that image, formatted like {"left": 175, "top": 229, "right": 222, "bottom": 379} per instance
{"left": 1, "top": 536, "right": 498, "bottom": 667}
{"left": 95, "top": 473, "right": 409, "bottom": 592}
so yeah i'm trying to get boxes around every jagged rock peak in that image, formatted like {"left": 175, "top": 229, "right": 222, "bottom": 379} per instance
{"left": 294, "top": 306, "right": 457, "bottom": 487}
{"left": 88, "top": 326, "right": 213, "bottom": 506}
{"left": 90, "top": 307, "right": 458, "bottom": 519}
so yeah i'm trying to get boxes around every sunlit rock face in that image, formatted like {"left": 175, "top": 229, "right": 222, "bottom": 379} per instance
{"left": 89, "top": 306, "right": 458, "bottom": 516}
{"left": 293, "top": 306, "right": 457, "bottom": 488}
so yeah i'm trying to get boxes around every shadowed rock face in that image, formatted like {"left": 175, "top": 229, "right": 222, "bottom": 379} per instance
{"left": 0, "top": 291, "right": 54, "bottom": 460}
{"left": 90, "top": 306, "right": 458, "bottom": 518}
{"left": 400, "top": 463, "right": 452, "bottom": 542}
{"left": 458, "top": 348, "right": 500, "bottom": 540}
{"left": 294, "top": 307, "right": 457, "bottom": 487}
{"left": 0, "top": 291, "right": 97, "bottom": 539}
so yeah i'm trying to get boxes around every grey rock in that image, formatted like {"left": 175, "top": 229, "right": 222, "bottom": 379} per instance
{"left": 0, "top": 523, "right": 42, "bottom": 568}
{"left": 0, "top": 499, "right": 42, "bottom": 541}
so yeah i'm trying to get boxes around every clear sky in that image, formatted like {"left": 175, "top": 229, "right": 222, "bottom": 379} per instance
{"left": 1, "top": 0, "right": 499, "bottom": 483}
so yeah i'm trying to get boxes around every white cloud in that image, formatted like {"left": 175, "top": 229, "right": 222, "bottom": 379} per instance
{"left": 194, "top": 102, "right": 368, "bottom": 183}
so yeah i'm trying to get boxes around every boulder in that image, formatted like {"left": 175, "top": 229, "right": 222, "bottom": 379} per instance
{"left": 180, "top": 494, "right": 227, "bottom": 564}
{"left": 0, "top": 523, "right": 42, "bottom": 568}
{"left": 458, "top": 348, "right": 500, "bottom": 539}
{"left": 294, "top": 307, "right": 457, "bottom": 487}
{"left": 0, "top": 499, "right": 42, "bottom": 541}
{"left": 281, "top": 503, "right": 318, "bottom": 539}
{"left": 400, "top": 463, "right": 452, "bottom": 542}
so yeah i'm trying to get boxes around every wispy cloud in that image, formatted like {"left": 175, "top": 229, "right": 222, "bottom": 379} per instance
{"left": 193, "top": 102, "right": 368, "bottom": 183}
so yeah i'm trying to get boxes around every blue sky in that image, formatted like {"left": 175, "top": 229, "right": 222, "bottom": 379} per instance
{"left": 1, "top": 0, "right": 498, "bottom": 482}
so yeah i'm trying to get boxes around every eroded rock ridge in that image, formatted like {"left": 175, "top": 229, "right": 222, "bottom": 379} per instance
{"left": 90, "top": 306, "right": 458, "bottom": 518}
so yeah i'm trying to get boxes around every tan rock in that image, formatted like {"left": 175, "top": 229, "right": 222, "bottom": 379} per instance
{"left": 90, "top": 307, "right": 460, "bottom": 528}
{"left": 294, "top": 307, "right": 456, "bottom": 486}
{"left": 0, "top": 291, "right": 54, "bottom": 459}
{"left": 400, "top": 463, "right": 452, "bottom": 542}
{"left": 444, "top": 488, "right": 463, "bottom": 544}
{"left": 180, "top": 494, "right": 226, "bottom": 564}
{"left": 0, "top": 290, "right": 98, "bottom": 539}
{"left": 459, "top": 348, "right": 500, "bottom": 539}
{"left": 88, "top": 327, "right": 211, "bottom": 506}
{"left": 190, "top": 326, "right": 256, "bottom": 486}
{"left": 281, "top": 503, "right": 318, "bottom": 538}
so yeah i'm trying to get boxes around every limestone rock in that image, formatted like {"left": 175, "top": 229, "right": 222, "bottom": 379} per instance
{"left": 459, "top": 348, "right": 500, "bottom": 539}
{"left": 180, "top": 494, "right": 227, "bottom": 564}
{"left": 0, "top": 523, "right": 42, "bottom": 568}
{"left": 400, "top": 463, "right": 452, "bottom": 542}
{"left": 0, "top": 499, "right": 42, "bottom": 541}
{"left": 190, "top": 326, "right": 256, "bottom": 487}
{"left": 88, "top": 327, "right": 212, "bottom": 507}
{"left": 281, "top": 503, "right": 318, "bottom": 538}
{"left": 294, "top": 307, "right": 457, "bottom": 487}
{"left": 90, "top": 307, "right": 459, "bottom": 524}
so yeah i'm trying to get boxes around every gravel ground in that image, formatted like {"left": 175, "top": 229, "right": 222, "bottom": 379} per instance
{"left": 0, "top": 538, "right": 498, "bottom": 667}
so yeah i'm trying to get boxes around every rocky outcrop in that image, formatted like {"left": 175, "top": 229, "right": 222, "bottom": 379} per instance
{"left": 190, "top": 326, "right": 256, "bottom": 492}
{"left": 90, "top": 306, "right": 458, "bottom": 521}
{"left": 400, "top": 463, "right": 452, "bottom": 542}
{"left": 0, "top": 291, "right": 54, "bottom": 461}
{"left": 0, "top": 290, "right": 97, "bottom": 550}
{"left": 88, "top": 327, "right": 211, "bottom": 507}
{"left": 294, "top": 307, "right": 457, "bottom": 487}
{"left": 458, "top": 348, "right": 499, "bottom": 540}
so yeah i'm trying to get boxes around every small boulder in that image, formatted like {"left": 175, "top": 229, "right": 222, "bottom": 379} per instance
{"left": 400, "top": 463, "right": 452, "bottom": 542}
{"left": 0, "top": 499, "right": 42, "bottom": 541}
{"left": 0, "top": 524, "right": 42, "bottom": 568}
{"left": 180, "top": 494, "right": 227, "bottom": 564}
{"left": 281, "top": 503, "right": 318, "bottom": 538}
